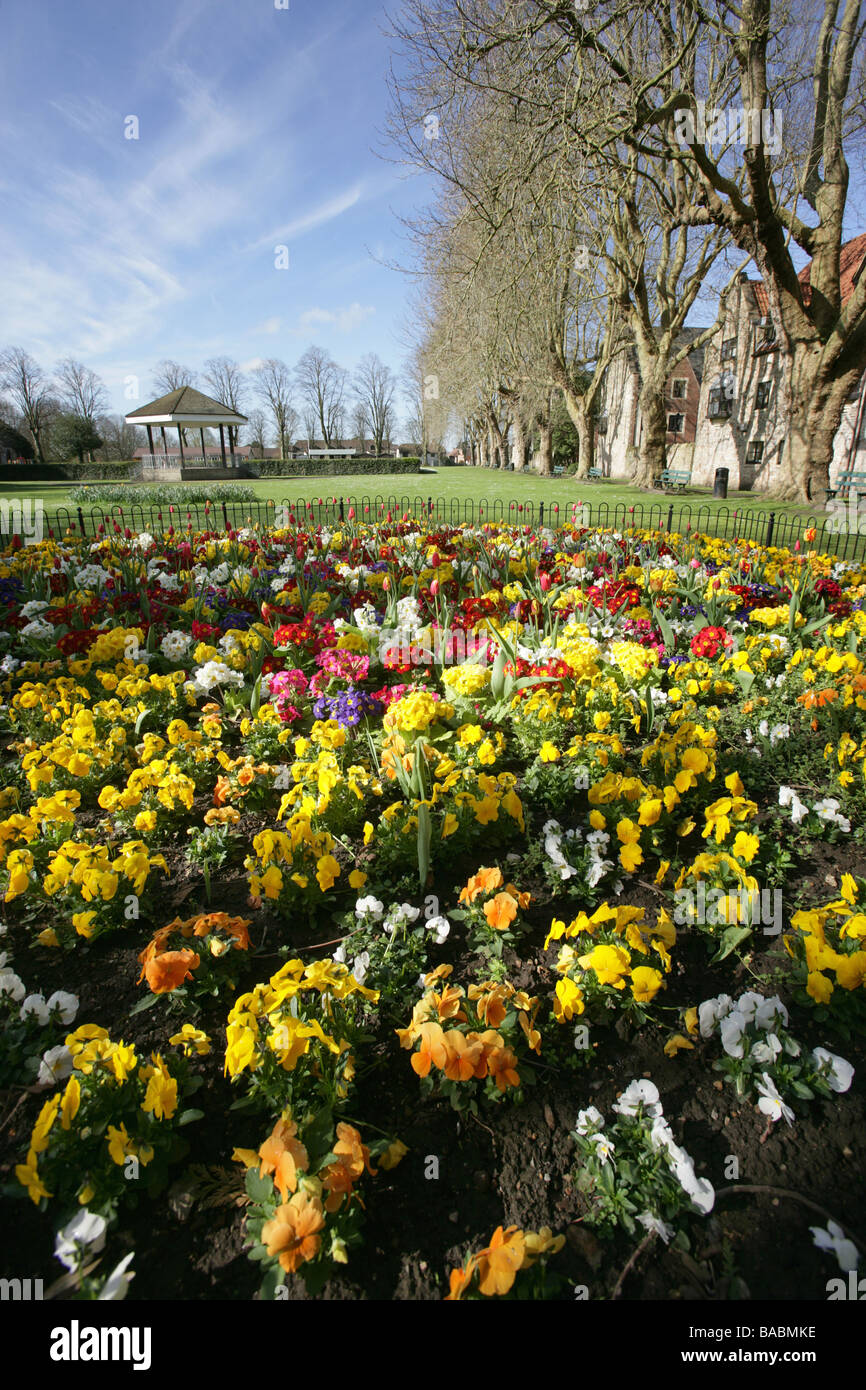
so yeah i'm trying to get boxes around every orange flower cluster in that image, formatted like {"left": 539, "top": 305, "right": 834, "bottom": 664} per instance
{"left": 247, "top": 1115, "right": 375, "bottom": 1275}
{"left": 138, "top": 912, "right": 252, "bottom": 993}
{"left": 459, "top": 866, "right": 531, "bottom": 933}
{"left": 396, "top": 965, "right": 540, "bottom": 1092}
{"left": 445, "top": 1224, "right": 565, "bottom": 1299}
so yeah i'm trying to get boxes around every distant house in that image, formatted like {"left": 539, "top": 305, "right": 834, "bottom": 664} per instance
{"left": 596, "top": 328, "right": 708, "bottom": 478}
{"left": 595, "top": 232, "right": 866, "bottom": 491}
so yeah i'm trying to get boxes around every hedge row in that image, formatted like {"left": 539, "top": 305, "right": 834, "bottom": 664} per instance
{"left": 249, "top": 457, "right": 422, "bottom": 477}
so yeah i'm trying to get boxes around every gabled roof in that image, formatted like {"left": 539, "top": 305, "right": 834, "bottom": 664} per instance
{"left": 797, "top": 231, "right": 866, "bottom": 308}
{"left": 126, "top": 387, "right": 247, "bottom": 425}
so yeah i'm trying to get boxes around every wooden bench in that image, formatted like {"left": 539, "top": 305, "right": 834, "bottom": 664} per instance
{"left": 552, "top": 464, "right": 566, "bottom": 476}
{"left": 654, "top": 468, "right": 692, "bottom": 491}
{"left": 826, "top": 470, "right": 866, "bottom": 501}
{"left": 587, "top": 467, "right": 603, "bottom": 479}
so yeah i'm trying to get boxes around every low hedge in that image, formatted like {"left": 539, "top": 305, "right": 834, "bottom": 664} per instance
{"left": 61, "top": 461, "right": 134, "bottom": 481}
{"left": 250, "top": 457, "right": 421, "bottom": 477}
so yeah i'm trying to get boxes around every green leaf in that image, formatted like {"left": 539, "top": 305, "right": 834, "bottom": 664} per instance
{"left": 416, "top": 802, "right": 432, "bottom": 887}
{"left": 245, "top": 1170, "right": 274, "bottom": 1204}
{"left": 259, "top": 1266, "right": 285, "bottom": 1300}
{"left": 711, "top": 925, "right": 753, "bottom": 962}
{"left": 177, "top": 1108, "right": 205, "bottom": 1127}
{"left": 128, "top": 992, "right": 160, "bottom": 1016}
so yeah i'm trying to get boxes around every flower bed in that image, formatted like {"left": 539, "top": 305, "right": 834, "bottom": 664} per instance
{"left": 0, "top": 516, "right": 863, "bottom": 1301}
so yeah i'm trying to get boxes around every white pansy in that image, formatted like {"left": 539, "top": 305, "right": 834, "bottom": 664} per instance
{"left": 354, "top": 896, "right": 384, "bottom": 920}
{"left": 20, "top": 993, "right": 50, "bottom": 1026}
{"left": 637, "top": 1211, "right": 676, "bottom": 1244}
{"left": 0, "top": 969, "right": 26, "bottom": 1002}
{"left": 778, "top": 786, "right": 808, "bottom": 824}
{"left": 590, "top": 1132, "right": 615, "bottom": 1164}
{"left": 37, "top": 1045, "right": 73, "bottom": 1089}
{"left": 425, "top": 915, "right": 451, "bottom": 945}
{"left": 575, "top": 1106, "right": 604, "bottom": 1135}
{"left": 810, "top": 1047, "right": 854, "bottom": 1094}
{"left": 46, "top": 990, "right": 78, "bottom": 1022}
{"left": 756, "top": 1073, "right": 795, "bottom": 1125}
{"left": 719, "top": 1010, "right": 747, "bottom": 1058}
{"left": 612, "top": 1079, "right": 661, "bottom": 1118}
{"left": 55, "top": 1210, "right": 107, "bottom": 1272}
{"left": 810, "top": 1221, "right": 860, "bottom": 1273}
{"left": 98, "top": 1251, "right": 136, "bottom": 1301}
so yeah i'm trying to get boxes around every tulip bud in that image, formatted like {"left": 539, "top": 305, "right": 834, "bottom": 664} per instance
{"left": 539, "top": 573, "right": 552, "bottom": 592}
{"left": 430, "top": 579, "right": 440, "bottom": 597}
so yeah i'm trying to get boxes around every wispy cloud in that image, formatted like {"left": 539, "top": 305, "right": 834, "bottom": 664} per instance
{"left": 296, "top": 303, "right": 376, "bottom": 334}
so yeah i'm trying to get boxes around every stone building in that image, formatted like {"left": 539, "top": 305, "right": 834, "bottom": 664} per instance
{"left": 596, "top": 233, "right": 866, "bottom": 491}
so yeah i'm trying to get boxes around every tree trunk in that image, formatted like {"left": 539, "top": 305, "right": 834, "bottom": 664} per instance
{"left": 774, "top": 344, "right": 862, "bottom": 501}
{"left": 510, "top": 413, "right": 526, "bottom": 471}
{"left": 535, "top": 418, "right": 552, "bottom": 476}
{"left": 561, "top": 389, "right": 594, "bottom": 479}
{"left": 632, "top": 376, "right": 668, "bottom": 488}
{"left": 478, "top": 433, "right": 488, "bottom": 468}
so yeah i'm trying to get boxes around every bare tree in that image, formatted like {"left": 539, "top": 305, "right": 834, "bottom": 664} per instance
{"left": 56, "top": 359, "right": 109, "bottom": 423}
{"left": 295, "top": 346, "right": 348, "bottom": 448}
{"left": 387, "top": 0, "right": 866, "bottom": 498}
{"left": 95, "top": 414, "right": 143, "bottom": 461}
{"left": 202, "top": 357, "right": 247, "bottom": 451}
{"left": 354, "top": 353, "right": 397, "bottom": 455}
{"left": 0, "top": 347, "right": 54, "bottom": 463}
{"left": 244, "top": 407, "right": 270, "bottom": 457}
{"left": 252, "top": 359, "right": 297, "bottom": 461}
{"left": 152, "top": 360, "right": 197, "bottom": 395}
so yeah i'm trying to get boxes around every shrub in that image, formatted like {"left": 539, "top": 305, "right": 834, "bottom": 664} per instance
{"left": 249, "top": 457, "right": 422, "bottom": 478}
{"left": 68, "top": 481, "right": 258, "bottom": 506}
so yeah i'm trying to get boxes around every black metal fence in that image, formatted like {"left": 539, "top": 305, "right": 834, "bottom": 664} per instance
{"left": 35, "top": 493, "right": 866, "bottom": 561}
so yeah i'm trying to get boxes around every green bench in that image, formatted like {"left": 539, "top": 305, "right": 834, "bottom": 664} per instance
{"left": 654, "top": 468, "right": 692, "bottom": 490}
{"left": 826, "top": 470, "right": 866, "bottom": 501}
{"left": 587, "top": 467, "right": 603, "bottom": 479}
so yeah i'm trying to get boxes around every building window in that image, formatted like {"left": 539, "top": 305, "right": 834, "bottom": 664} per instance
{"left": 746, "top": 440, "right": 765, "bottom": 465}
{"left": 667, "top": 413, "right": 684, "bottom": 434}
{"left": 671, "top": 378, "right": 687, "bottom": 399}
{"left": 721, "top": 337, "right": 737, "bottom": 362}
{"left": 755, "top": 381, "right": 771, "bottom": 409}
{"left": 708, "top": 385, "right": 733, "bottom": 419}
{"left": 754, "top": 320, "right": 777, "bottom": 353}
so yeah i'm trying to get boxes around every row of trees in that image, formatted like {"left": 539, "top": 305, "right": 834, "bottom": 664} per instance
{"left": 385, "top": 0, "right": 866, "bottom": 499}
{"left": 0, "top": 348, "right": 407, "bottom": 464}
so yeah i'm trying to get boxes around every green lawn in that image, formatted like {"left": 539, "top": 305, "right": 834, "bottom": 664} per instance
{"left": 0, "top": 467, "right": 822, "bottom": 521}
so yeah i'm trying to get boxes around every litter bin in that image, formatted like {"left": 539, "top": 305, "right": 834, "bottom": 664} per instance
{"left": 714, "top": 467, "right": 729, "bottom": 500}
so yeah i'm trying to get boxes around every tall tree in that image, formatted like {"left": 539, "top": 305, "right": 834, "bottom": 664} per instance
{"left": 55, "top": 359, "right": 109, "bottom": 423}
{"left": 295, "top": 346, "right": 348, "bottom": 448}
{"left": 202, "top": 357, "right": 247, "bottom": 451}
{"left": 0, "top": 347, "right": 53, "bottom": 463}
{"left": 354, "top": 353, "right": 397, "bottom": 455}
{"left": 152, "top": 360, "right": 197, "bottom": 395}
{"left": 252, "top": 359, "right": 297, "bottom": 461}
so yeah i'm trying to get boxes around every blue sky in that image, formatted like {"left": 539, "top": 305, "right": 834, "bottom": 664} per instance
{"left": 0, "top": 0, "right": 430, "bottom": 427}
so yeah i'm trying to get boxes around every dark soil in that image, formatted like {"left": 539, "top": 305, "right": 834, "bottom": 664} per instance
{"left": 2, "top": 841, "right": 864, "bottom": 1303}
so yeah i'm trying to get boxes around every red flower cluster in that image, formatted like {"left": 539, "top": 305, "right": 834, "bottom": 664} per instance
{"left": 689, "top": 625, "right": 730, "bottom": 660}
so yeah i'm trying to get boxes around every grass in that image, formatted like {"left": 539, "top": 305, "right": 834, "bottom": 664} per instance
{"left": 0, "top": 467, "right": 823, "bottom": 527}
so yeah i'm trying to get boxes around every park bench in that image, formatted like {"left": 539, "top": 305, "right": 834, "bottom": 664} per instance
{"left": 825, "top": 470, "right": 866, "bottom": 501}
{"left": 654, "top": 468, "right": 692, "bottom": 491}
{"left": 552, "top": 464, "right": 566, "bottom": 476}
{"left": 587, "top": 467, "right": 603, "bottom": 479}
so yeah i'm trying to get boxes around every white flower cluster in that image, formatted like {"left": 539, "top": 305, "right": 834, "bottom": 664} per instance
{"left": 185, "top": 660, "right": 245, "bottom": 697}
{"left": 20, "top": 617, "right": 54, "bottom": 641}
{"left": 576, "top": 1078, "right": 715, "bottom": 1220}
{"left": 160, "top": 630, "right": 191, "bottom": 662}
{"left": 19, "top": 600, "right": 50, "bottom": 619}
{"left": 543, "top": 818, "right": 581, "bottom": 881}
{"left": 72, "top": 564, "right": 111, "bottom": 591}
{"left": 744, "top": 720, "right": 790, "bottom": 746}
{"left": 133, "top": 532, "right": 155, "bottom": 550}
{"left": 779, "top": 787, "right": 851, "bottom": 832}
{"left": 698, "top": 989, "right": 853, "bottom": 1125}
